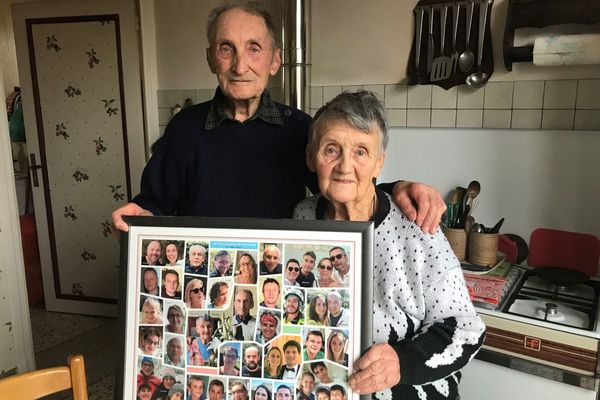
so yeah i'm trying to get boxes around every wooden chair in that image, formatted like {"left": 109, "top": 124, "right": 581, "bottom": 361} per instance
{"left": 0, "top": 354, "right": 88, "bottom": 400}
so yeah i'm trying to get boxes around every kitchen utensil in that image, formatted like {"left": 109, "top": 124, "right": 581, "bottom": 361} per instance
{"left": 414, "top": 7, "right": 424, "bottom": 71}
{"left": 450, "top": 2, "right": 460, "bottom": 74}
{"left": 466, "top": 0, "right": 491, "bottom": 87}
{"left": 464, "top": 216, "right": 475, "bottom": 233}
{"left": 472, "top": 223, "right": 483, "bottom": 233}
{"left": 465, "top": 180, "right": 481, "bottom": 209}
{"left": 430, "top": 5, "right": 454, "bottom": 82}
{"left": 426, "top": 7, "right": 435, "bottom": 74}
{"left": 458, "top": 1, "right": 475, "bottom": 73}
{"left": 469, "top": 231, "right": 499, "bottom": 266}
{"left": 490, "top": 217, "right": 505, "bottom": 233}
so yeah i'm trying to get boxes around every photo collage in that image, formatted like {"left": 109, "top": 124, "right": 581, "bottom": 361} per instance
{"left": 134, "top": 237, "right": 356, "bottom": 400}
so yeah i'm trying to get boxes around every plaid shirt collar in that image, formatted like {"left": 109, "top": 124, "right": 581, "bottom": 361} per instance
{"left": 204, "top": 87, "right": 283, "bottom": 130}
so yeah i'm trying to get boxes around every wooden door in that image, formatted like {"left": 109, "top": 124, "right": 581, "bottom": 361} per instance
{"left": 12, "top": 0, "right": 146, "bottom": 316}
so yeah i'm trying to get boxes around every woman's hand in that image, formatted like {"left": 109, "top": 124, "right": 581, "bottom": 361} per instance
{"left": 348, "top": 343, "right": 400, "bottom": 394}
{"left": 392, "top": 181, "right": 446, "bottom": 234}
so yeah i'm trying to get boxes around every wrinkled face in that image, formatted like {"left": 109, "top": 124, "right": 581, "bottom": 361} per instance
{"left": 138, "top": 386, "right": 152, "bottom": 400}
{"left": 143, "top": 270, "right": 158, "bottom": 292}
{"left": 234, "top": 291, "right": 253, "bottom": 317}
{"left": 262, "top": 282, "right": 279, "bottom": 305}
{"left": 141, "top": 362, "right": 153, "bottom": 376}
{"left": 276, "top": 388, "right": 291, "bottom": 400}
{"left": 206, "top": 8, "right": 281, "bottom": 108}
{"left": 315, "top": 297, "right": 327, "bottom": 318}
{"left": 302, "top": 255, "right": 315, "bottom": 272}
{"left": 143, "top": 334, "right": 159, "bottom": 354}
{"left": 142, "top": 303, "right": 158, "bottom": 323}
{"left": 167, "top": 308, "right": 183, "bottom": 331}
{"left": 318, "top": 260, "right": 333, "bottom": 279}
{"left": 244, "top": 347, "right": 260, "bottom": 369}
{"left": 308, "top": 121, "right": 384, "bottom": 210}
{"left": 327, "top": 294, "right": 341, "bottom": 315}
{"left": 306, "top": 333, "right": 323, "bottom": 355}
{"left": 231, "top": 385, "right": 247, "bottom": 400}
{"left": 284, "top": 346, "right": 298, "bottom": 366}
{"left": 330, "top": 390, "right": 345, "bottom": 400}
{"left": 285, "top": 295, "right": 300, "bottom": 315}
{"left": 312, "top": 365, "right": 328, "bottom": 381}
{"left": 146, "top": 241, "right": 161, "bottom": 264}
{"left": 166, "top": 244, "right": 179, "bottom": 264}
{"left": 263, "top": 247, "right": 280, "bottom": 269}
{"left": 330, "top": 335, "right": 344, "bottom": 355}
{"left": 301, "top": 375, "right": 315, "bottom": 394}
{"left": 214, "top": 255, "right": 231, "bottom": 275}
{"left": 189, "top": 379, "right": 204, "bottom": 398}
{"left": 268, "top": 348, "right": 281, "bottom": 367}
{"left": 254, "top": 387, "right": 269, "bottom": 400}
{"left": 196, "top": 319, "right": 213, "bottom": 344}
{"left": 260, "top": 318, "right": 277, "bottom": 341}
{"left": 238, "top": 255, "right": 253, "bottom": 276}
{"left": 215, "top": 285, "right": 229, "bottom": 307}
{"left": 209, "top": 384, "right": 224, "bottom": 400}
{"left": 189, "top": 281, "right": 204, "bottom": 307}
{"left": 285, "top": 261, "right": 300, "bottom": 282}
{"left": 168, "top": 339, "right": 183, "bottom": 360}
{"left": 329, "top": 249, "right": 347, "bottom": 271}
{"left": 189, "top": 246, "right": 206, "bottom": 267}
{"left": 164, "top": 272, "right": 179, "bottom": 296}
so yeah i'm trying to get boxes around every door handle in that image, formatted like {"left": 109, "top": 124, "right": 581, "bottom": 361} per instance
{"left": 29, "top": 153, "right": 43, "bottom": 187}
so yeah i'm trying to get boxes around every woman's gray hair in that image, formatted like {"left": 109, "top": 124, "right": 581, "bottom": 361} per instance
{"left": 207, "top": 1, "right": 279, "bottom": 48}
{"left": 309, "top": 90, "right": 388, "bottom": 154}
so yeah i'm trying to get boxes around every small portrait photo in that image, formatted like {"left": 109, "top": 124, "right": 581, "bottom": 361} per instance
{"left": 229, "top": 379, "right": 250, "bottom": 400}
{"left": 155, "top": 365, "right": 185, "bottom": 395}
{"left": 219, "top": 343, "right": 242, "bottom": 376}
{"left": 296, "top": 369, "right": 316, "bottom": 400}
{"left": 164, "top": 302, "right": 186, "bottom": 334}
{"left": 324, "top": 246, "right": 351, "bottom": 288}
{"left": 241, "top": 343, "right": 262, "bottom": 378}
{"left": 163, "top": 333, "right": 186, "bottom": 369}
{"left": 283, "top": 257, "right": 302, "bottom": 287}
{"left": 137, "top": 355, "right": 162, "bottom": 388}
{"left": 275, "top": 383, "right": 294, "bottom": 400}
{"left": 234, "top": 251, "right": 259, "bottom": 285}
{"left": 283, "top": 244, "right": 329, "bottom": 289}
{"left": 328, "top": 384, "right": 348, "bottom": 400}
{"left": 207, "top": 278, "right": 234, "bottom": 309}
{"left": 302, "top": 328, "right": 325, "bottom": 362}
{"left": 306, "top": 361, "right": 347, "bottom": 391}
{"left": 232, "top": 286, "right": 258, "bottom": 341}
{"left": 263, "top": 344, "right": 284, "bottom": 380}
{"left": 282, "top": 287, "right": 306, "bottom": 325}
{"left": 187, "top": 374, "right": 208, "bottom": 400}
{"left": 141, "top": 239, "right": 163, "bottom": 266}
{"left": 269, "top": 335, "right": 302, "bottom": 381}
{"left": 185, "top": 241, "right": 209, "bottom": 275}
{"left": 255, "top": 309, "right": 281, "bottom": 345}
{"left": 140, "top": 295, "right": 163, "bottom": 325}
{"left": 209, "top": 249, "right": 234, "bottom": 278}
{"left": 141, "top": 267, "right": 160, "bottom": 296}
{"left": 258, "top": 276, "right": 281, "bottom": 309}
{"left": 138, "top": 326, "right": 163, "bottom": 357}
{"left": 259, "top": 243, "right": 284, "bottom": 276}
{"left": 163, "top": 240, "right": 186, "bottom": 267}
{"left": 324, "top": 290, "right": 350, "bottom": 328}
{"left": 161, "top": 267, "right": 183, "bottom": 300}
{"left": 314, "top": 257, "right": 343, "bottom": 288}
{"left": 207, "top": 378, "right": 227, "bottom": 400}
{"left": 305, "top": 290, "right": 328, "bottom": 326}
{"left": 187, "top": 312, "right": 219, "bottom": 367}
{"left": 325, "top": 329, "right": 349, "bottom": 368}
{"left": 251, "top": 381, "right": 273, "bottom": 400}
{"left": 185, "top": 275, "right": 207, "bottom": 309}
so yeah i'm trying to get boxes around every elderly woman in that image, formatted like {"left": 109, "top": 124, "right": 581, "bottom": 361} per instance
{"left": 235, "top": 253, "right": 257, "bottom": 284}
{"left": 293, "top": 91, "right": 485, "bottom": 400}
{"left": 185, "top": 278, "right": 206, "bottom": 309}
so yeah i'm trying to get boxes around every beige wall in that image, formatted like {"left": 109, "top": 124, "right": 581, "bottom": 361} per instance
{"left": 1, "top": 0, "right": 19, "bottom": 97}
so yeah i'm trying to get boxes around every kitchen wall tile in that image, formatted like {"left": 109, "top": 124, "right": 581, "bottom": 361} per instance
{"left": 574, "top": 110, "right": 600, "bottom": 130}
{"left": 483, "top": 110, "right": 512, "bottom": 129}
{"left": 196, "top": 89, "right": 213, "bottom": 103}
{"left": 158, "top": 108, "right": 172, "bottom": 125}
{"left": 511, "top": 110, "right": 542, "bottom": 129}
{"left": 542, "top": 109, "right": 575, "bottom": 130}
{"left": 543, "top": 80, "right": 577, "bottom": 109}
{"left": 342, "top": 85, "right": 363, "bottom": 93}
{"left": 456, "top": 109, "right": 483, "bottom": 128}
{"left": 406, "top": 109, "right": 430, "bottom": 127}
{"left": 323, "top": 86, "right": 342, "bottom": 103}
{"left": 576, "top": 79, "right": 600, "bottom": 109}
{"left": 181, "top": 89, "right": 197, "bottom": 105}
{"left": 407, "top": 85, "right": 432, "bottom": 109}
{"left": 363, "top": 85, "right": 385, "bottom": 102}
{"left": 310, "top": 86, "right": 323, "bottom": 109}
{"left": 484, "top": 82, "right": 514, "bottom": 109}
{"left": 513, "top": 81, "right": 544, "bottom": 109}
{"left": 384, "top": 85, "right": 407, "bottom": 108}
{"left": 387, "top": 109, "right": 407, "bottom": 127}
{"left": 457, "top": 86, "right": 484, "bottom": 109}
{"left": 431, "top": 86, "right": 457, "bottom": 109}
{"left": 157, "top": 89, "right": 182, "bottom": 107}
{"left": 431, "top": 109, "right": 456, "bottom": 127}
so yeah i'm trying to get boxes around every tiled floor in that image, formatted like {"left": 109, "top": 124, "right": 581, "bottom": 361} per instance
{"left": 30, "top": 306, "right": 118, "bottom": 399}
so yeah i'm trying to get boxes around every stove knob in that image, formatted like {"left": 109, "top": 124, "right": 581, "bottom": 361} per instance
{"left": 545, "top": 302, "right": 558, "bottom": 316}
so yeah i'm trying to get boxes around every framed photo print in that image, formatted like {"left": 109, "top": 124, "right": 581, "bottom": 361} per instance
{"left": 117, "top": 217, "right": 373, "bottom": 400}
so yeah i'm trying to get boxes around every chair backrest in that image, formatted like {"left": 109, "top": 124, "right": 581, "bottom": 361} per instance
{"left": 0, "top": 354, "right": 88, "bottom": 400}
{"left": 528, "top": 228, "right": 600, "bottom": 276}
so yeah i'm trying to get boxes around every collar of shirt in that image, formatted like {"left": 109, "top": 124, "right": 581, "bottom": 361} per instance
{"left": 235, "top": 313, "right": 253, "bottom": 324}
{"left": 205, "top": 87, "right": 283, "bottom": 130}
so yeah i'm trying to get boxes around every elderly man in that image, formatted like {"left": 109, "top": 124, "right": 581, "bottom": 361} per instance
{"left": 328, "top": 247, "right": 349, "bottom": 286}
{"left": 208, "top": 379, "right": 225, "bottom": 400}
{"left": 209, "top": 250, "right": 232, "bottom": 277}
{"left": 161, "top": 269, "right": 181, "bottom": 299}
{"left": 233, "top": 289, "right": 256, "bottom": 340}
{"left": 283, "top": 288, "right": 304, "bottom": 324}
{"left": 297, "top": 251, "right": 316, "bottom": 288}
{"left": 164, "top": 337, "right": 184, "bottom": 368}
{"left": 326, "top": 292, "right": 348, "bottom": 327}
{"left": 142, "top": 240, "right": 161, "bottom": 265}
{"left": 260, "top": 245, "right": 282, "bottom": 275}
{"left": 195, "top": 315, "right": 215, "bottom": 365}
{"left": 137, "top": 357, "right": 161, "bottom": 394}
{"left": 241, "top": 345, "right": 261, "bottom": 377}
{"left": 112, "top": 3, "right": 444, "bottom": 237}
{"left": 186, "top": 245, "right": 208, "bottom": 275}
{"left": 142, "top": 267, "right": 159, "bottom": 295}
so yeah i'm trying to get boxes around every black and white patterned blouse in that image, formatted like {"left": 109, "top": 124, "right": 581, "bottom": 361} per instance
{"left": 293, "top": 189, "right": 485, "bottom": 400}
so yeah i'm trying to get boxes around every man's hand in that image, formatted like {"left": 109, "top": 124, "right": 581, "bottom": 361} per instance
{"left": 393, "top": 181, "right": 446, "bottom": 234}
{"left": 348, "top": 343, "right": 400, "bottom": 394}
{"left": 111, "top": 202, "right": 153, "bottom": 233}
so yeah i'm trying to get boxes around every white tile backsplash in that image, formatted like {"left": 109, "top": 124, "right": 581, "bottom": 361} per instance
{"left": 406, "top": 109, "right": 430, "bottom": 127}
{"left": 574, "top": 110, "right": 600, "bottom": 130}
{"left": 431, "top": 109, "right": 456, "bottom": 127}
{"left": 387, "top": 109, "right": 407, "bottom": 127}
{"left": 542, "top": 109, "right": 575, "bottom": 130}
{"left": 457, "top": 86, "right": 484, "bottom": 109}
{"left": 543, "top": 80, "right": 577, "bottom": 109}
{"left": 483, "top": 109, "right": 512, "bottom": 129}
{"left": 384, "top": 85, "right": 407, "bottom": 108}
{"left": 310, "top": 86, "right": 323, "bottom": 109}
{"left": 456, "top": 109, "right": 483, "bottom": 128}
{"left": 484, "top": 82, "right": 514, "bottom": 109}
{"left": 431, "top": 86, "right": 457, "bottom": 109}
{"left": 513, "top": 81, "right": 544, "bottom": 109}
{"left": 407, "top": 85, "right": 432, "bottom": 109}
{"left": 323, "top": 86, "right": 342, "bottom": 103}
{"left": 363, "top": 84, "right": 385, "bottom": 102}
{"left": 157, "top": 90, "right": 182, "bottom": 107}
{"left": 576, "top": 79, "right": 600, "bottom": 110}
{"left": 511, "top": 109, "right": 542, "bottom": 129}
